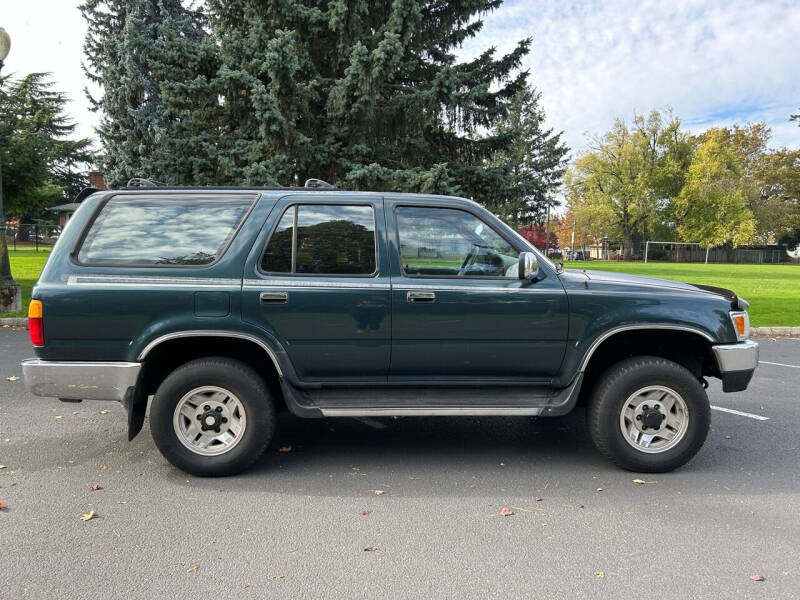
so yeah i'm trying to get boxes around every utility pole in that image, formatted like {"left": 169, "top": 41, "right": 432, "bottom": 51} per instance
{"left": 0, "top": 26, "right": 21, "bottom": 312}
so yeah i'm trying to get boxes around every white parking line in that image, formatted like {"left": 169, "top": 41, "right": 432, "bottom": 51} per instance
{"left": 711, "top": 405, "right": 769, "bottom": 421}
{"left": 760, "top": 360, "right": 800, "bottom": 369}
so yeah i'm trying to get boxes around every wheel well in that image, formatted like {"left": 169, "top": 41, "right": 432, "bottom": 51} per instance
{"left": 579, "top": 329, "right": 718, "bottom": 404}
{"left": 138, "top": 336, "right": 286, "bottom": 411}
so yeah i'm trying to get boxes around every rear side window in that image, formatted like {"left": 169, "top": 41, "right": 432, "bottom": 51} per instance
{"left": 260, "top": 204, "right": 376, "bottom": 275}
{"left": 77, "top": 195, "right": 254, "bottom": 266}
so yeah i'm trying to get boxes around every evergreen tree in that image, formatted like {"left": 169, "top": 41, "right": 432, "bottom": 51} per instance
{"left": 0, "top": 73, "right": 94, "bottom": 219}
{"left": 80, "top": 0, "right": 216, "bottom": 186}
{"left": 490, "top": 84, "right": 568, "bottom": 227}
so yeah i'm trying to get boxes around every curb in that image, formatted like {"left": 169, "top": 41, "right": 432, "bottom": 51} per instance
{"left": 751, "top": 326, "right": 800, "bottom": 337}
{"left": 0, "top": 317, "right": 28, "bottom": 328}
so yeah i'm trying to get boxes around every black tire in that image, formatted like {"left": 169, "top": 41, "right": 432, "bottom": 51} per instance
{"left": 587, "top": 356, "right": 710, "bottom": 473}
{"left": 150, "top": 357, "right": 275, "bottom": 477}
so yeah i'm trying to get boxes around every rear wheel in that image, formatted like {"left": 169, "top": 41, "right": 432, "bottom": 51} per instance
{"left": 150, "top": 357, "right": 275, "bottom": 476}
{"left": 587, "top": 356, "right": 710, "bottom": 472}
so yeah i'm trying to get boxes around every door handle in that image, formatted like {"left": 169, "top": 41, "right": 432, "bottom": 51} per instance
{"left": 407, "top": 291, "right": 436, "bottom": 303}
{"left": 260, "top": 291, "right": 288, "bottom": 304}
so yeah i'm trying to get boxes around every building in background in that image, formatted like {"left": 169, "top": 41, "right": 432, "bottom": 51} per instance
{"left": 47, "top": 171, "right": 106, "bottom": 227}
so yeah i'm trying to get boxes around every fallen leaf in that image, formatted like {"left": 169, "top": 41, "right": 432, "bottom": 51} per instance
{"left": 272, "top": 574, "right": 284, "bottom": 580}
{"left": 578, "top": 505, "right": 585, "bottom": 509}
{"left": 186, "top": 564, "right": 199, "bottom": 573}
{"left": 0, "top": 501, "right": 5, "bottom": 510}
{"left": 536, "top": 496, "right": 543, "bottom": 502}
{"left": 54, "top": 415, "right": 64, "bottom": 420}
{"left": 100, "top": 465, "right": 108, "bottom": 470}
{"left": 5, "top": 376, "right": 19, "bottom": 382}
{"left": 363, "top": 546, "right": 377, "bottom": 552}
{"left": 0, "top": 465, "right": 6, "bottom": 469}
{"left": 99, "top": 409, "right": 110, "bottom": 415}
{"left": 372, "top": 489, "right": 385, "bottom": 496}
{"left": 500, "top": 507, "right": 514, "bottom": 516}
{"left": 750, "top": 574, "right": 765, "bottom": 582}
{"left": 80, "top": 510, "right": 96, "bottom": 521}
{"left": 632, "top": 479, "right": 646, "bottom": 485}
{"left": 90, "top": 484, "right": 102, "bottom": 491}
{"left": 362, "top": 510, "right": 371, "bottom": 516}
{"left": 596, "top": 488, "right": 604, "bottom": 492}
{"left": 595, "top": 571, "right": 605, "bottom": 579}
{"left": 279, "top": 445, "right": 292, "bottom": 453}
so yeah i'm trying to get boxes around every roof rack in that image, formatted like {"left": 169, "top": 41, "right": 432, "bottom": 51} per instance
{"left": 126, "top": 178, "right": 165, "bottom": 188}
{"left": 304, "top": 178, "right": 335, "bottom": 189}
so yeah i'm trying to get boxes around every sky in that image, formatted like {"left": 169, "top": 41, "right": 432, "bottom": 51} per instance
{"left": 1, "top": 0, "right": 798, "bottom": 159}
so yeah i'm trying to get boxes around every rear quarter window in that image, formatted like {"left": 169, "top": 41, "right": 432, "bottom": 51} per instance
{"left": 76, "top": 194, "right": 255, "bottom": 266}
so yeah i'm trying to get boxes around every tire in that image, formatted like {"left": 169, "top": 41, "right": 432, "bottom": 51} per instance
{"left": 150, "top": 357, "right": 275, "bottom": 477}
{"left": 587, "top": 356, "right": 710, "bottom": 473}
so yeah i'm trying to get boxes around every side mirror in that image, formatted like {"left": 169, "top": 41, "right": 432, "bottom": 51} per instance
{"left": 518, "top": 252, "right": 540, "bottom": 281}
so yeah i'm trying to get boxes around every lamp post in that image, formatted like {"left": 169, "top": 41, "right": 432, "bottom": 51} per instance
{"left": 0, "top": 26, "right": 21, "bottom": 313}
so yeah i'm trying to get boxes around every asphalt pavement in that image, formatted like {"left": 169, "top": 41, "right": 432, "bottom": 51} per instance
{"left": 1, "top": 328, "right": 799, "bottom": 599}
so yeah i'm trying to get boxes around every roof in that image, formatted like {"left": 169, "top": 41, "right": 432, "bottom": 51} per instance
{"left": 47, "top": 202, "right": 81, "bottom": 213}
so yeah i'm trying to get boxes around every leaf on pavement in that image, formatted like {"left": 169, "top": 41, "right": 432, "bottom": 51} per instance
{"left": 0, "top": 465, "right": 6, "bottom": 469}
{"left": 272, "top": 574, "right": 285, "bottom": 580}
{"left": 372, "top": 489, "right": 385, "bottom": 495}
{"left": 362, "top": 510, "right": 371, "bottom": 515}
{"left": 90, "top": 484, "right": 102, "bottom": 491}
{"left": 595, "top": 571, "right": 605, "bottom": 579}
{"left": 186, "top": 564, "right": 199, "bottom": 573}
{"left": 0, "top": 501, "right": 5, "bottom": 510}
{"left": 500, "top": 507, "right": 513, "bottom": 516}
{"left": 5, "top": 376, "right": 19, "bottom": 382}
{"left": 632, "top": 479, "right": 646, "bottom": 484}
{"left": 99, "top": 465, "right": 108, "bottom": 470}
{"left": 99, "top": 409, "right": 110, "bottom": 415}
{"left": 54, "top": 415, "right": 64, "bottom": 420}
{"left": 750, "top": 574, "right": 765, "bottom": 582}
{"left": 279, "top": 445, "right": 292, "bottom": 453}
{"left": 363, "top": 546, "right": 377, "bottom": 552}
{"left": 536, "top": 496, "right": 543, "bottom": 502}
{"left": 80, "top": 510, "right": 96, "bottom": 521}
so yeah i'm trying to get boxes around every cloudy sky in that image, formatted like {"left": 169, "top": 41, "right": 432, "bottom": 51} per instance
{"left": 2, "top": 0, "right": 798, "bottom": 157}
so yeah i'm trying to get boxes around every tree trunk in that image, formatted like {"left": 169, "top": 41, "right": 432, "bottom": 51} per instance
{"left": 623, "top": 228, "right": 633, "bottom": 261}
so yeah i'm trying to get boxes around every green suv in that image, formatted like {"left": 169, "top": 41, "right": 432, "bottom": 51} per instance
{"left": 21, "top": 183, "right": 758, "bottom": 476}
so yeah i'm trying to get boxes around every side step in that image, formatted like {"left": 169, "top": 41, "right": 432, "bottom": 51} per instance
{"left": 283, "top": 375, "right": 583, "bottom": 418}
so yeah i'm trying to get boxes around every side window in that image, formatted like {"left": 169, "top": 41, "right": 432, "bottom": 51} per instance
{"left": 396, "top": 206, "right": 518, "bottom": 278}
{"left": 77, "top": 194, "right": 254, "bottom": 266}
{"left": 260, "top": 204, "right": 377, "bottom": 275}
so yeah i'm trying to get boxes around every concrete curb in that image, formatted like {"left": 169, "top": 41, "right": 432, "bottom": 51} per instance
{"left": 751, "top": 326, "right": 800, "bottom": 337}
{"left": 0, "top": 317, "right": 28, "bottom": 328}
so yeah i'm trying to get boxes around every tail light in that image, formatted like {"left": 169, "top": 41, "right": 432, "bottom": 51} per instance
{"left": 28, "top": 299, "right": 44, "bottom": 347}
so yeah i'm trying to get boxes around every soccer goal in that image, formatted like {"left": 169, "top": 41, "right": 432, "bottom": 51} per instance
{"left": 644, "top": 241, "right": 711, "bottom": 263}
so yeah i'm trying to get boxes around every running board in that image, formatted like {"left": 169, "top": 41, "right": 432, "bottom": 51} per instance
{"left": 284, "top": 374, "right": 583, "bottom": 418}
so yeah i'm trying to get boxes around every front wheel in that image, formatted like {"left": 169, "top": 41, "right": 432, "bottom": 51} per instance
{"left": 587, "top": 356, "right": 710, "bottom": 472}
{"left": 150, "top": 357, "right": 275, "bottom": 477}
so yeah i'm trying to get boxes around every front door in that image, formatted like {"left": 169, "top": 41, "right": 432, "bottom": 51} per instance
{"left": 387, "top": 201, "right": 568, "bottom": 383}
{"left": 242, "top": 195, "right": 391, "bottom": 383}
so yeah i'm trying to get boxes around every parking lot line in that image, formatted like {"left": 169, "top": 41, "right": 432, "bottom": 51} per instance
{"left": 760, "top": 360, "right": 800, "bottom": 369}
{"left": 711, "top": 405, "right": 770, "bottom": 420}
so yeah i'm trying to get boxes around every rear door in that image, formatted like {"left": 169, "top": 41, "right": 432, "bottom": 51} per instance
{"left": 242, "top": 195, "right": 391, "bottom": 383}
{"left": 387, "top": 199, "right": 569, "bottom": 383}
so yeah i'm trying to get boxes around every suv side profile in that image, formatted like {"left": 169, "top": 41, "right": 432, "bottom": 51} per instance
{"left": 22, "top": 184, "right": 758, "bottom": 476}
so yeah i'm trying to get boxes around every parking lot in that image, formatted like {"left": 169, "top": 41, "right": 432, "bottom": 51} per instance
{"left": 1, "top": 328, "right": 799, "bottom": 599}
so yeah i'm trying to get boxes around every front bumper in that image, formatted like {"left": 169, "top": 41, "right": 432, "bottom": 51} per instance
{"left": 712, "top": 340, "right": 759, "bottom": 392}
{"left": 21, "top": 359, "right": 141, "bottom": 402}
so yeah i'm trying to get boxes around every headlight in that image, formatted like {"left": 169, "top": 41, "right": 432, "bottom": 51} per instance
{"left": 730, "top": 311, "right": 750, "bottom": 341}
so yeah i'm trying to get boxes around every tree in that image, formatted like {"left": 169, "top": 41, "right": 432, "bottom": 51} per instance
{"left": 673, "top": 130, "right": 756, "bottom": 248}
{"left": 0, "top": 73, "right": 94, "bottom": 219}
{"left": 80, "top": 0, "right": 217, "bottom": 187}
{"left": 85, "top": 1, "right": 534, "bottom": 198}
{"left": 490, "top": 85, "right": 568, "bottom": 227}
{"left": 518, "top": 223, "right": 557, "bottom": 250}
{"left": 566, "top": 110, "right": 690, "bottom": 259}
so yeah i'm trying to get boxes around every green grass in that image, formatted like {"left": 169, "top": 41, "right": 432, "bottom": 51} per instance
{"left": 566, "top": 260, "right": 800, "bottom": 327}
{"left": 1, "top": 247, "right": 51, "bottom": 318}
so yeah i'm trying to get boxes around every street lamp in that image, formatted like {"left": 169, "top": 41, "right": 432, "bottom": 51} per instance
{"left": 0, "top": 26, "right": 21, "bottom": 313}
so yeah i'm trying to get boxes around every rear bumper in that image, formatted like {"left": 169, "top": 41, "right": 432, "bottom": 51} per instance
{"left": 712, "top": 340, "right": 759, "bottom": 392}
{"left": 21, "top": 359, "right": 141, "bottom": 402}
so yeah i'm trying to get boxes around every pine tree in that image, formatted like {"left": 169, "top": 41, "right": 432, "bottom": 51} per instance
{"left": 490, "top": 84, "right": 569, "bottom": 227}
{"left": 80, "top": 0, "right": 216, "bottom": 187}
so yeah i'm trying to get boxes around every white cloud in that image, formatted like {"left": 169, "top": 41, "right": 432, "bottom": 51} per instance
{"left": 460, "top": 0, "right": 800, "bottom": 153}
{"left": 1, "top": 0, "right": 798, "bottom": 160}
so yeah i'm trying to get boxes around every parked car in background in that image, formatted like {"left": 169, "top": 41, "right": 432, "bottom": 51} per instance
{"left": 22, "top": 182, "right": 758, "bottom": 476}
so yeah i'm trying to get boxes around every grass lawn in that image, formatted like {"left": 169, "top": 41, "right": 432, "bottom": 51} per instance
{"left": 1, "top": 247, "right": 51, "bottom": 318}
{"left": 567, "top": 260, "right": 800, "bottom": 327}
